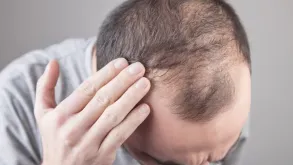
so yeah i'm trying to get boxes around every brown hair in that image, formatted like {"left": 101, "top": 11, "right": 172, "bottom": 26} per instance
{"left": 95, "top": 0, "right": 251, "bottom": 122}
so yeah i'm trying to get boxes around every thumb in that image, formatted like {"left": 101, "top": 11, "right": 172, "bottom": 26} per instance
{"left": 35, "top": 60, "right": 59, "bottom": 119}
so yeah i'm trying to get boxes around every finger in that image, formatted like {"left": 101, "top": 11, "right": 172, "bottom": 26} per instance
{"left": 35, "top": 60, "right": 59, "bottom": 119}
{"left": 62, "top": 77, "right": 150, "bottom": 146}
{"left": 60, "top": 62, "right": 146, "bottom": 143}
{"left": 75, "top": 62, "right": 145, "bottom": 126}
{"left": 56, "top": 58, "right": 128, "bottom": 115}
{"left": 97, "top": 104, "right": 150, "bottom": 157}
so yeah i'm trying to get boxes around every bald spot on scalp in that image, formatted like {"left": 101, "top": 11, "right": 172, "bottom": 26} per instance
{"left": 95, "top": 0, "right": 251, "bottom": 122}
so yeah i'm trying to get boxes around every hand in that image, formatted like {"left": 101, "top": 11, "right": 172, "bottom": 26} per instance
{"left": 35, "top": 58, "right": 151, "bottom": 165}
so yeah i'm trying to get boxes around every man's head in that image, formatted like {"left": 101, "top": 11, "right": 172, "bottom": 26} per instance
{"left": 95, "top": 0, "right": 251, "bottom": 164}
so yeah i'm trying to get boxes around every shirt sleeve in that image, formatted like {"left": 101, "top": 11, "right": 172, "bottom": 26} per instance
{"left": 0, "top": 91, "right": 42, "bottom": 165}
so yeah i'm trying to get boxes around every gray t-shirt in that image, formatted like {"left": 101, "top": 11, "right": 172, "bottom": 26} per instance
{"left": 0, "top": 38, "right": 248, "bottom": 165}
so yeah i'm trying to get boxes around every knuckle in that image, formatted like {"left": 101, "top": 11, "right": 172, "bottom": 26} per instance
{"left": 52, "top": 111, "right": 67, "bottom": 127}
{"left": 77, "top": 80, "right": 96, "bottom": 96}
{"left": 59, "top": 130, "right": 75, "bottom": 147}
{"left": 101, "top": 111, "right": 118, "bottom": 124}
{"left": 94, "top": 94, "right": 111, "bottom": 106}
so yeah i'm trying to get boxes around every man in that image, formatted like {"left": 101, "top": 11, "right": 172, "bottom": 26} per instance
{"left": 0, "top": 0, "right": 251, "bottom": 165}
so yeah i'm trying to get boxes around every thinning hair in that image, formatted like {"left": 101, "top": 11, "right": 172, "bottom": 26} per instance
{"left": 95, "top": 0, "right": 251, "bottom": 122}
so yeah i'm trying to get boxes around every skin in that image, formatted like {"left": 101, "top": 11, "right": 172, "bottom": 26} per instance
{"left": 124, "top": 63, "right": 251, "bottom": 165}
{"left": 36, "top": 51, "right": 250, "bottom": 165}
{"left": 93, "top": 54, "right": 251, "bottom": 165}
{"left": 36, "top": 58, "right": 151, "bottom": 165}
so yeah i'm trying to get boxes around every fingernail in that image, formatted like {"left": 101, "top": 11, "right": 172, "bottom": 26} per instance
{"left": 135, "top": 78, "right": 148, "bottom": 89}
{"left": 139, "top": 105, "right": 150, "bottom": 114}
{"left": 128, "top": 63, "right": 143, "bottom": 75}
{"left": 114, "top": 58, "right": 128, "bottom": 69}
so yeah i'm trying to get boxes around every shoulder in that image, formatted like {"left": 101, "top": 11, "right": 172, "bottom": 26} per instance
{"left": 1, "top": 38, "right": 91, "bottom": 79}
{"left": 0, "top": 38, "right": 92, "bottom": 111}
{"left": 0, "top": 38, "right": 93, "bottom": 93}
{"left": 0, "top": 38, "right": 95, "bottom": 164}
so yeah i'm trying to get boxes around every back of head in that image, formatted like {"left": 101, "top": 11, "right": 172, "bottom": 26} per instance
{"left": 95, "top": 0, "right": 251, "bottom": 122}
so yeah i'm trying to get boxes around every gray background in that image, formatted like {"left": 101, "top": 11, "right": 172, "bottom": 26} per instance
{"left": 0, "top": 0, "right": 292, "bottom": 165}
